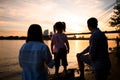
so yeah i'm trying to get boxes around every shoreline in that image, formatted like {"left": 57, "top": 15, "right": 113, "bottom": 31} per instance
{"left": 0, "top": 52, "right": 120, "bottom": 80}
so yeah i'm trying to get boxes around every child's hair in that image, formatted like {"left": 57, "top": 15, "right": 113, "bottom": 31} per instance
{"left": 62, "top": 22, "right": 66, "bottom": 32}
{"left": 26, "top": 24, "right": 43, "bottom": 43}
{"left": 53, "top": 21, "right": 66, "bottom": 33}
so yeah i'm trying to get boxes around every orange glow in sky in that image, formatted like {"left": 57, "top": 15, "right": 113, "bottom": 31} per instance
{"left": 0, "top": 0, "right": 116, "bottom": 36}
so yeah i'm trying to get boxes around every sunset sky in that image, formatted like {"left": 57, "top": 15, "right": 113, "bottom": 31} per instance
{"left": 0, "top": 0, "right": 116, "bottom": 36}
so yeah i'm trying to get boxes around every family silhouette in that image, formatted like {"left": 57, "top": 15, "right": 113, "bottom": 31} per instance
{"left": 19, "top": 17, "right": 111, "bottom": 80}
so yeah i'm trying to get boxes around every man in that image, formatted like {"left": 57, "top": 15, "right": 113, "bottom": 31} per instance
{"left": 76, "top": 17, "right": 111, "bottom": 80}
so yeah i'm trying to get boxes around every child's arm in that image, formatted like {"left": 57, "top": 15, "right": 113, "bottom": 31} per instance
{"left": 65, "top": 39, "right": 70, "bottom": 53}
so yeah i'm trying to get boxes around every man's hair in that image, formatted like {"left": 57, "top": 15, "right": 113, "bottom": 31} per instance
{"left": 87, "top": 17, "right": 98, "bottom": 28}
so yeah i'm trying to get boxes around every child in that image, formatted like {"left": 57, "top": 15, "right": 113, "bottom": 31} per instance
{"left": 19, "top": 24, "right": 54, "bottom": 80}
{"left": 51, "top": 22, "right": 70, "bottom": 76}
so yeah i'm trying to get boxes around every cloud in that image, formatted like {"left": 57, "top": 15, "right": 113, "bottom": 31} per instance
{"left": 98, "top": 0, "right": 116, "bottom": 11}
{"left": 0, "top": 0, "right": 116, "bottom": 36}
{"left": 0, "top": 0, "right": 113, "bottom": 21}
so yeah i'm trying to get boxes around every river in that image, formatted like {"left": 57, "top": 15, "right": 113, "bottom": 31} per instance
{"left": 0, "top": 40, "right": 116, "bottom": 77}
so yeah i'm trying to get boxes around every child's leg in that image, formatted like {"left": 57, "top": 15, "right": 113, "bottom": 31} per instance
{"left": 61, "top": 52, "right": 68, "bottom": 72}
{"left": 63, "top": 66, "right": 67, "bottom": 71}
{"left": 55, "top": 66, "right": 59, "bottom": 74}
{"left": 54, "top": 53, "right": 60, "bottom": 74}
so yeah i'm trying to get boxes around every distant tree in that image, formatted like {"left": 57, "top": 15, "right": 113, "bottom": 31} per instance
{"left": 109, "top": 0, "right": 120, "bottom": 31}
{"left": 110, "top": 1, "right": 120, "bottom": 56}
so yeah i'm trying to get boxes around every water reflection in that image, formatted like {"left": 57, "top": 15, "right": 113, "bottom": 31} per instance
{"left": 0, "top": 40, "right": 116, "bottom": 75}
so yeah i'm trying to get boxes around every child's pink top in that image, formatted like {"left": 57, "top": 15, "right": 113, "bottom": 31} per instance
{"left": 51, "top": 33, "right": 68, "bottom": 53}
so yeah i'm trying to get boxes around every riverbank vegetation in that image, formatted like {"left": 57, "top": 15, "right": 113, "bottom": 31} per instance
{"left": 0, "top": 35, "right": 119, "bottom": 40}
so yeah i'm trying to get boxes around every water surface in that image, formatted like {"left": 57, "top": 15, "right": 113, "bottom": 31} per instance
{"left": 0, "top": 40, "right": 116, "bottom": 75}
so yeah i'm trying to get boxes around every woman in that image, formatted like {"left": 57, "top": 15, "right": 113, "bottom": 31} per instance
{"left": 19, "top": 24, "right": 54, "bottom": 80}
